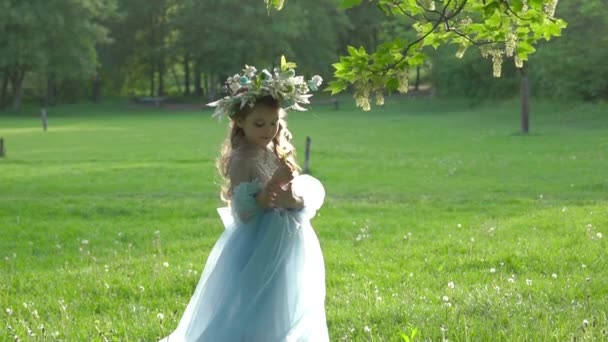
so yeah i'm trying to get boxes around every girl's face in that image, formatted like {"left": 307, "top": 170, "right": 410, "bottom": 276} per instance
{"left": 236, "top": 105, "right": 280, "bottom": 148}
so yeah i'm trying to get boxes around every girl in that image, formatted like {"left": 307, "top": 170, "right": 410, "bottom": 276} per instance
{"left": 160, "top": 61, "right": 328, "bottom": 342}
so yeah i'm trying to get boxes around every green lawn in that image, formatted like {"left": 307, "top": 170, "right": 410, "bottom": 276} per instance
{"left": 1, "top": 98, "right": 607, "bottom": 341}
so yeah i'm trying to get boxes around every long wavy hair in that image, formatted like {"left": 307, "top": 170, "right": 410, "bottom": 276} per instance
{"left": 216, "top": 95, "right": 301, "bottom": 203}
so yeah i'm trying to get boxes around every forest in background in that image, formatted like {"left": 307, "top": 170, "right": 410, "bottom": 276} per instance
{"left": 0, "top": 0, "right": 606, "bottom": 111}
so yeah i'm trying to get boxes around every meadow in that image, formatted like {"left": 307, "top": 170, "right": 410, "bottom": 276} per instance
{"left": 1, "top": 97, "right": 607, "bottom": 341}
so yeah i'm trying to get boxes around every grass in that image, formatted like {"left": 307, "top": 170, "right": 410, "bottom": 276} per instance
{"left": 1, "top": 97, "right": 607, "bottom": 341}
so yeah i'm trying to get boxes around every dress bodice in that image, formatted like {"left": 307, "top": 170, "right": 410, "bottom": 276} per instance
{"left": 229, "top": 143, "right": 280, "bottom": 188}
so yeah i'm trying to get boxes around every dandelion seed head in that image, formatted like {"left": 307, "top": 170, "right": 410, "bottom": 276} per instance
{"left": 448, "top": 281, "right": 455, "bottom": 289}
{"left": 364, "top": 325, "right": 371, "bottom": 333}
{"left": 490, "top": 268, "right": 496, "bottom": 273}
{"left": 163, "top": 262, "right": 169, "bottom": 268}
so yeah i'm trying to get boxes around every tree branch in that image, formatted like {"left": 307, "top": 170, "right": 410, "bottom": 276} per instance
{"left": 387, "top": 0, "right": 453, "bottom": 71}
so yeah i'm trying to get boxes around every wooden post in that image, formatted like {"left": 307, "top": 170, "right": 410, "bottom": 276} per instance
{"left": 0, "top": 138, "right": 5, "bottom": 157}
{"left": 41, "top": 108, "right": 48, "bottom": 131}
{"left": 304, "top": 136, "right": 311, "bottom": 174}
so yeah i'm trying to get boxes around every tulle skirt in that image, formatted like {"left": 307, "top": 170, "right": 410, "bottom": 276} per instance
{"left": 160, "top": 176, "right": 328, "bottom": 342}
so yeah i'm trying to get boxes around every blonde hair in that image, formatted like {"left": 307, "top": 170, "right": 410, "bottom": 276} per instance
{"left": 216, "top": 95, "right": 301, "bottom": 203}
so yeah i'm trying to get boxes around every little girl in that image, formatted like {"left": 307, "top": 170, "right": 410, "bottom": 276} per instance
{"left": 160, "top": 60, "right": 329, "bottom": 342}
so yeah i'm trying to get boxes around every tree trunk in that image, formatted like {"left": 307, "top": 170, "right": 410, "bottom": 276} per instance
{"left": 46, "top": 73, "right": 57, "bottom": 106}
{"left": 157, "top": 14, "right": 165, "bottom": 98}
{"left": 520, "top": 65, "right": 530, "bottom": 134}
{"left": 10, "top": 70, "right": 26, "bottom": 112}
{"left": 149, "top": 64, "right": 155, "bottom": 97}
{"left": 184, "top": 53, "right": 191, "bottom": 96}
{"left": 0, "top": 71, "right": 9, "bottom": 109}
{"left": 194, "top": 61, "right": 202, "bottom": 97}
{"left": 158, "top": 59, "right": 165, "bottom": 97}
{"left": 92, "top": 67, "right": 102, "bottom": 102}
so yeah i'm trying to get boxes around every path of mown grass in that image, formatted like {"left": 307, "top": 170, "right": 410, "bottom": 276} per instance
{"left": 1, "top": 98, "right": 607, "bottom": 341}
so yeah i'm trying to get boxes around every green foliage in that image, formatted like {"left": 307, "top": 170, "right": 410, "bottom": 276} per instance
{"left": 430, "top": 45, "right": 520, "bottom": 99}
{"left": 0, "top": 0, "right": 117, "bottom": 107}
{"left": 529, "top": 0, "right": 608, "bottom": 100}
{"left": 429, "top": 0, "right": 608, "bottom": 101}
{"left": 268, "top": 0, "right": 567, "bottom": 110}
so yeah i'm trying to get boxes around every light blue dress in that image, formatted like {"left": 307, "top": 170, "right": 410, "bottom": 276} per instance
{"left": 160, "top": 146, "right": 329, "bottom": 342}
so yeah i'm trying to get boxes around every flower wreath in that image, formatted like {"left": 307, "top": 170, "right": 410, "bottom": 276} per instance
{"left": 207, "top": 56, "right": 323, "bottom": 119}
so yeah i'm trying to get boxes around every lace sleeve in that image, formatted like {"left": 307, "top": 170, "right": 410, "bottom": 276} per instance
{"left": 231, "top": 180, "right": 263, "bottom": 223}
{"left": 228, "top": 153, "right": 264, "bottom": 223}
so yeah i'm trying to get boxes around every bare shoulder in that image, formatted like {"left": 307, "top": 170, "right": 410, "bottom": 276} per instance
{"left": 227, "top": 149, "right": 256, "bottom": 184}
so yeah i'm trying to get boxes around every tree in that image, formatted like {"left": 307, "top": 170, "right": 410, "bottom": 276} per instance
{"left": 0, "top": 0, "right": 115, "bottom": 111}
{"left": 267, "top": 0, "right": 567, "bottom": 111}
{"left": 173, "top": 0, "right": 347, "bottom": 99}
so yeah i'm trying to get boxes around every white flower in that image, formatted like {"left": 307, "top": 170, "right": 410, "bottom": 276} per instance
{"left": 138, "top": 285, "right": 145, "bottom": 293}
{"left": 81, "top": 239, "right": 89, "bottom": 245}
{"left": 51, "top": 331, "right": 59, "bottom": 338}
{"left": 583, "top": 319, "right": 589, "bottom": 327}
{"left": 457, "top": 223, "right": 462, "bottom": 228}
{"left": 582, "top": 264, "right": 587, "bottom": 269}
{"left": 562, "top": 207, "right": 567, "bottom": 212}
{"left": 243, "top": 65, "right": 257, "bottom": 78}
{"left": 447, "top": 281, "right": 455, "bottom": 289}
{"left": 597, "top": 232, "right": 603, "bottom": 239}
{"left": 363, "top": 326, "right": 371, "bottom": 334}
{"left": 526, "top": 279, "right": 532, "bottom": 286}
{"left": 442, "top": 296, "right": 449, "bottom": 302}
{"left": 163, "top": 262, "right": 169, "bottom": 268}
{"left": 544, "top": 0, "right": 558, "bottom": 17}
{"left": 6, "top": 308, "right": 13, "bottom": 315}
{"left": 490, "top": 268, "right": 496, "bottom": 273}
{"left": 552, "top": 273, "right": 557, "bottom": 279}
{"left": 157, "top": 313, "right": 164, "bottom": 321}
{"left": 508, "top": 277, "right": 515, "bottom": 283}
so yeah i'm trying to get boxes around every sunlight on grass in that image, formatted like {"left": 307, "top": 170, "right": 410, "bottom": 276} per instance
{"left": 1, "top": 98, "right": 607, "bottom": 340}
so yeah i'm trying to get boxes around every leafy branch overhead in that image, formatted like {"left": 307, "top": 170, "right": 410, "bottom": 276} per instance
{"left": 266, "top": 0, "right": 566, "bottom": 111}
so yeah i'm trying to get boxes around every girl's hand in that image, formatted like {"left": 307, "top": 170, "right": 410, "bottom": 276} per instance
{"left": 268, "top": 161, "right": 293, "bottom": 188}
{"left": 270, "top": 183, "right": 304, "bottom": 209}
